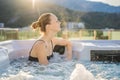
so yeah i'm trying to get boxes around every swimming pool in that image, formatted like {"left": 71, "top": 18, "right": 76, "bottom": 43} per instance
{"left": 0, "top": 40, "right": 120, "bottom": 80}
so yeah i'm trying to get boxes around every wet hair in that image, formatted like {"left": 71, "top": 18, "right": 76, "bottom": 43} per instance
{"left": 31, "top": 13, "right": 53, "bottom": 32}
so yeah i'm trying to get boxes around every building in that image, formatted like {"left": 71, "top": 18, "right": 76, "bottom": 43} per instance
{"left": 0, "top": 23, "right": 4, "bottom": 28}
{"left": 66, "top": 22, "right": 85, "bottom": 31}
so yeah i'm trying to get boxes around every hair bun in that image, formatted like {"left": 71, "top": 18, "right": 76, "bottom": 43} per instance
{"left": 31, "top": 21, "right": 39, "bottom": 29}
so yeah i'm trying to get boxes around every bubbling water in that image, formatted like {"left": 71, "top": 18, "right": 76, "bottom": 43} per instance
{"left": 0, "top": 52, "right": 120, "bottom": 80}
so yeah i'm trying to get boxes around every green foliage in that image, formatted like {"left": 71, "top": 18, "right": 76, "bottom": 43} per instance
{"left": 56, "top": 31, "right": 62, "bottom": 37}
{"left": 81, "top": 12, "right": 120, "bottom": 29}
{"left": 96, "top": 30, "right": 108, "bottom": 39}
{"left": 96, "top": 30, "right": 103, "bottom": 37}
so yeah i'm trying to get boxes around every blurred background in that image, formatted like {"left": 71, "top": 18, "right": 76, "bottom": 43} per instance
{"left": 0, "top": 0, "right": 120, "bottom": 41}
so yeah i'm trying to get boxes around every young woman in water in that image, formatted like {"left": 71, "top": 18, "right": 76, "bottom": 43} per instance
{"left": 28, "top": 13, "right": 72, "bottom": 65}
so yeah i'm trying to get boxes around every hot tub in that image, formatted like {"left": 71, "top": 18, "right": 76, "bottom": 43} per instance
{"left": 71, "top": 40, "right": 120, "bottom": 61}
{"left": 0, "top": 40, "right": 120, "bottom": 80}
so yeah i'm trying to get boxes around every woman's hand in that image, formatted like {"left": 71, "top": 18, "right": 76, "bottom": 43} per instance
{"left": 52, "top": 38, "right": 72, "bottom": 60}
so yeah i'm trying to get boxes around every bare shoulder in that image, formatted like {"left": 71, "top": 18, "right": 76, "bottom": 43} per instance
{"left": 33, "top": 40, "right": 47, "bottom": 57}
{"left": 33, "top": 40, "right": 48, "bottom": 65}
{"left": 34, "top": 40, "right": 46, "bottom": 49}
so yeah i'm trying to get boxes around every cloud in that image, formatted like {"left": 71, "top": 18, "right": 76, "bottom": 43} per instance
{"left": 88, "top": 0, "right": 120, "bottom": 6}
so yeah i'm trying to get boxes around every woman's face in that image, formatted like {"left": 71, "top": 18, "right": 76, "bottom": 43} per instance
{"left": 48, "top": 14, "right": 61, "bottom": 32}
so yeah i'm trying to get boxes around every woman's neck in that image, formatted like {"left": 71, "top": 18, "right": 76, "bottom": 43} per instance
{"left": 40, "top": 32, "right": 55, "bottom": 42}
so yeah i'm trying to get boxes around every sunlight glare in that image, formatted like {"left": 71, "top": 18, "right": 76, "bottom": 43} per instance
{"left": 32, "top": 0, "right": 35, "bottom": 9}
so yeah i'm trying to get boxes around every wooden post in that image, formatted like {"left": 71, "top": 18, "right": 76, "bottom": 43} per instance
{"left": 93, "top": 30, "right": 96, "bottom": 40}
{"left": 79, "top": 30, "right": 82, "bottom": 40}
{"left": 16, "top": 29, "right": 19, "bottom": 39}
{"left": 108, "top": 30, "right": 111, "bottom": 40}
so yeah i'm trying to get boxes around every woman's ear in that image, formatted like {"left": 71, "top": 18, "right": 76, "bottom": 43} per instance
{"left": 46, "top": 24, "right": 51, "bottom": 31}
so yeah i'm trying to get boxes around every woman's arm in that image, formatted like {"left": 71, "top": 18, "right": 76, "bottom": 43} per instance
{"left": 52, "top": 38, "right": 72, "bottom": 60}
{"left": 34, "top": 41, "right": 49, "bottom": 65}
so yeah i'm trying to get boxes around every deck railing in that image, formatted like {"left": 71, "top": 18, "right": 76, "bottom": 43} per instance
{"left": 0, "top": 28, "right": 120, "bottom": 41}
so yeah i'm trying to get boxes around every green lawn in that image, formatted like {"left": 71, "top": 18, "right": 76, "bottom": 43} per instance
{"left": 111, "top": 31, "right": 120, "bottom": 40}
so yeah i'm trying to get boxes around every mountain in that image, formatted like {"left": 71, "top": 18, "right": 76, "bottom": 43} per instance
{"left": 42, "top": 0, "right": 120, "bottom": 13}
{"left": 0, "top": 0, "right": 120, "bottom": 29}
{"left": 0, "top": 0, "right": 75, "bottom": 27}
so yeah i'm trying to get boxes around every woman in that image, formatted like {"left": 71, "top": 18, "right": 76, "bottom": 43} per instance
{"left": 28, "top": 13, "right": 72, "bottom": 65}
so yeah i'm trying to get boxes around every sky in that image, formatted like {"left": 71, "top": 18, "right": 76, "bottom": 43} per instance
{"left": 32, "top": 0, "right": 120, "bottom": 7}
{"left": 88, "top": 0, "right": 120, "bottom": 6}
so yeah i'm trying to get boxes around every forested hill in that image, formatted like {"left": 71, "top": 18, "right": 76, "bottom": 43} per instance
{"left": 43, "top": 0, "right": 120, "bottom": 13}
{"left": 0, "top": 0, "right": 120, "bottom": 29}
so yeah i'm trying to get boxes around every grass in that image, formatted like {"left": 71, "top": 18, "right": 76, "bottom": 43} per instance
{"left": 111, "top": 31, "right": 120, "bottom": 40}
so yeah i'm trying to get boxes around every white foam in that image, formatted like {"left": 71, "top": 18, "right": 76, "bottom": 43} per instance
{"left": 8, "top": 71, "right": 34, "bottom": 80}
{"left": 70, "top": 64, "right": 95, "bottom": 80}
